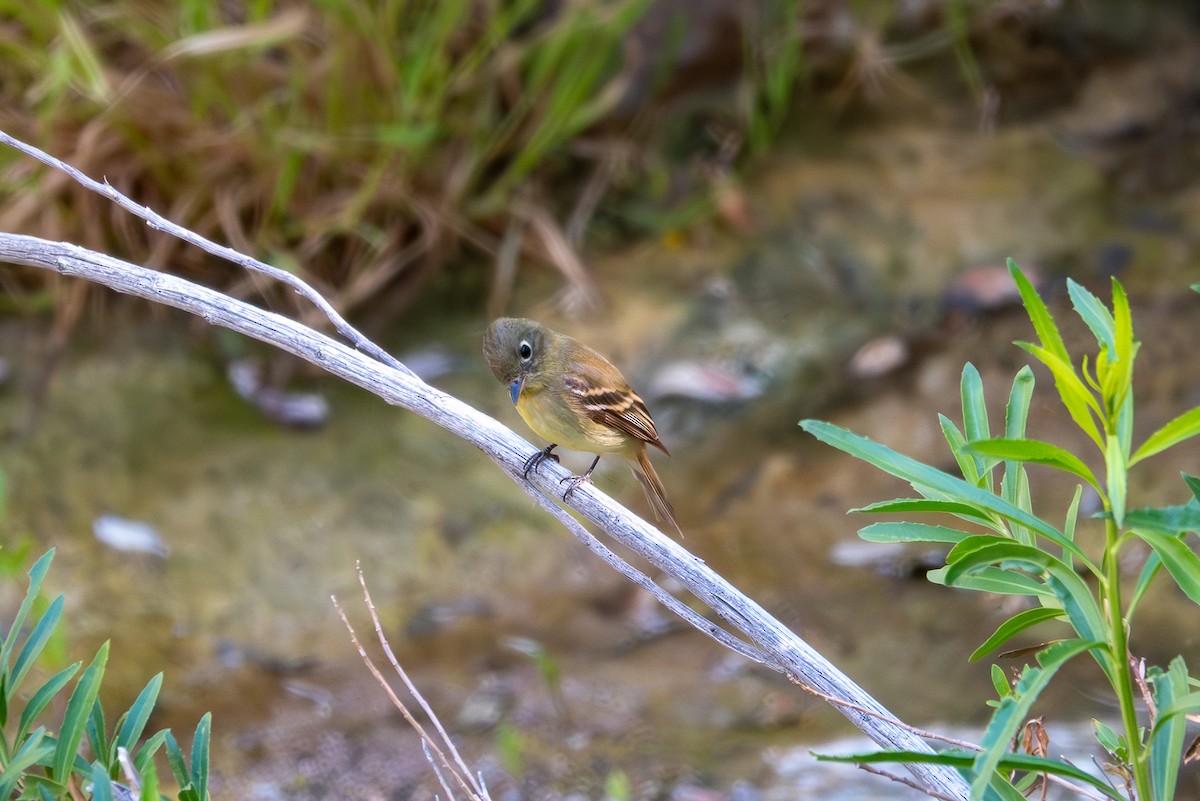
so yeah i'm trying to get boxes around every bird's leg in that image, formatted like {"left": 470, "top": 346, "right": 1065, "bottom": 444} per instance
{"left": 560, "top": 455, "right": 601, "bottom": 501}
{"left": 523, "top": 443, "right": 560, "bottom": 478}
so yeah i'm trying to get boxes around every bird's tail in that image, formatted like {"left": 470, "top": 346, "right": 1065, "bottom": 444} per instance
{"left": 632, "top": 447, "right": 683, "bottom": 537}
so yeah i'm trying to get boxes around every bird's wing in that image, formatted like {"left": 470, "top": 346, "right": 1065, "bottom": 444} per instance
{"left": 563, "top": 360, "right": 669, "bottom": 455}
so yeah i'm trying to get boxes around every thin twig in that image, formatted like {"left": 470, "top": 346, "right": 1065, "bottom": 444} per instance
{"left": 331, "top": 592, "right": 485, "bottom": 801}
{"left": 856, "top": 764, "right": 963, "bottom": 801}
{"left": 786, "top": 676, "right": 982, "bottom": 751}
{"left": 354, "top": 565, "right": 490, "bottom": 801}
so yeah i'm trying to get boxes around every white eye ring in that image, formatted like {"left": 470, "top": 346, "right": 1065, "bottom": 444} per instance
{"left": 518, "top": 340, "right": 533, "bottom": 360}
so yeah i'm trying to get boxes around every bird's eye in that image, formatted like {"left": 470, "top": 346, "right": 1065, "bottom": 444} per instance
{"left": 518, "top": 340, "right": 533, "bottom": 360}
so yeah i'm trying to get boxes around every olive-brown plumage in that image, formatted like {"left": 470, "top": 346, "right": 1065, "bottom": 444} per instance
{"left": 483, "top": 317, "right": 680, "bottom": 534}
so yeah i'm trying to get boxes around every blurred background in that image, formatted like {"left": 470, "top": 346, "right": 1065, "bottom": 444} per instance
{"left": 1, "top": 1, "right": 1199, "bottom": 798}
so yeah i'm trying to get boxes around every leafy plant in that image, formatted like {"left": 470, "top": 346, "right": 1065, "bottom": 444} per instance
{"left": 801, "top": 260, "right": 1200, "bottom": 800}
{"left": 0, "top": 548, "right": 212, "bottom": 800}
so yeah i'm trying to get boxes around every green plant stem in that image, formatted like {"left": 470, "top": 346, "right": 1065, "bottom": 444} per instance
{"left": 1104, "top": 515, "right": 1152, "bottom": 799}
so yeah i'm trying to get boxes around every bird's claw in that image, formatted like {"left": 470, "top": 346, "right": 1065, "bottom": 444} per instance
{"left": 522, "top": 445, "right": 559, "bottom": 479}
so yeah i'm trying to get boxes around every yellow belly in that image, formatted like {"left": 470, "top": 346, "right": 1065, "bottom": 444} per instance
{"left": 515, "top": 387, "right": 630, "bottom": 455}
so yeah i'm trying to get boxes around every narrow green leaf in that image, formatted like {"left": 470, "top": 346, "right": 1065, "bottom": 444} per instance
{"left": 1002, "top": 368, "right": 1035, "bottom": 529}
{"left": 116, "top": 673, "right": 163, "bottom": 755}
{"left": 963, "top": 438, "right": 1100, "bottom": 490}
{"left": 1127, "top": 549, "right": 1162, "bottom": 623}
{"left": 971, "top": 639, "right": 1099, "bottom": 800}
{"left": 134, "top": 729, "right": 170, "bottom": 776}
{"left": 1131, "top": 407, "right": 1200, "bottom": 465}
{"left": 859, "top": 522, "right": 974, "bottom": 544}
{"left": 91, "top": 764, "right": 115, "bottom": 801}
{"left": 814, "top": 746, "right": 1125, "bottom": 800}
{"left": 927, "top": 565, "right": 1051, "bottom": 597}
{"left": 1149, "top": 657, "right": 1188, "bottom": 801}
{"left": 10, "top": 595, "right": 65, "bottom": 698}
{"left": 164, "top": 731, "right": 189, "bottom": 786}
{"left": 991, "top": 664, "right": 1010, "bottom": 698}
{"left": 1185, "top": 473, "right": 1200, "bottom": 504}
{"left": 1106, "top": 434, "right": 1126, "bottom": 527}
{"left": 1132, "top": 530, "right": 1200, "bottom": 604}
{"left": 1093, "top": 719, "right": 1122, "bottom": 756}
{"left": 970, "top": 607, "right": 1066, "bottom": 662}
{"left": 961, "top": 364, "right": 992, "bottom": 488}
{"left": 191, "top": 712, "right": 211, "bottom": 800}
{"left": 18, "top": 662, "right": 81, "bottom": 741}
{"left": 1004, "top": 366, "right": 1035, "bottom": 440}
{"left": 1067, "top": 279, "right": 1116, "bottom": 357}
{"left": 939, "top": 413, "right": 979, "bottom": 486}
{"left": 854, "top": 498, "right": 995, "bottom": 523}
{"left": 1154, "top": 691, "right": 1200, "bottom": 731}
{"left": 0, "top": 729, "right": 53, "bottom": 799}
{"left": 1014, "top": 342, "right": 1104, "bottom": 451}
{"left": 800, "top": 420, "right": 1091, "bottom": 566}
{"left": 140, "top": 758, "right": 160, "bottom": 801}
{"left": 1, "top": 549, "right": 56, "bottom": 673}
{"left": 86, "top": 696, "right": 109, "bottom": 774}
{"left": 1110, "top": 277, "right": 1135, "bottom": 379}
{"left": 52, "top": 640, "right": 109, "bottom": 782}
{"left": 1123, "top": 502, "right": 1200, "bottom": 534}
{"left": 1008, "top": 259, "right": 1070, "bottom": 363}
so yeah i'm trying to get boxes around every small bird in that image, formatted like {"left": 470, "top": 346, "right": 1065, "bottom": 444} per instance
{"left": 483, "top": 317, "right": 681, "bottom": 535}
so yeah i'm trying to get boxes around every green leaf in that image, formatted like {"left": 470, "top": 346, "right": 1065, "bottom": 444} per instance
{"left": 970, "top": 607, "right": 1066, "bottom": 662}
{"left": 1123, "top": 502, "right": 1200, "bottom": 535}
{"left": 1149, "top": 657, "right": 1189, "bottom": 801}
{"left": 1, "top": 549, "right": 56, "bottom": 676}
{"left": 86, "top": 697, "right": 109, "bottom": 774}
{"left": 854, "top": 498, "right": 995, "bottom": 523}
{"left": 1185, "top": 473, "right": 1200, "bottom": 504}
{"left": 164, "top": 731, "right": 189, "bottom": 786}
{"left": 115, "top": 673, "right": 163, "bottom": 756}
{"left": 963, "top": 438, "right": 1099, "bottom": 490}
{"left": 1093, "top": 719, "right": 1123, "bottom": 757}
{"left": 939, "top": 413, "right": 979, "bottom": 487}
{"left": 10, "top": 595, "right": 65, "bottom": 699}
{"left": 52, "top": 640, "right": 109, "bottom": 782}
{"left": 858, "top": 522, "right": 973, "bottom": 544}
{"left": 1004, "top": 366, "right": 1035, "bottom": 440}
{"left": 134, "top": 729, "right": 170, "bottom": 776}
{"left": 0, "top": 728, "right": 53, "bottom": 799}
{"left": 800, "top": 420, "right": 1091, "bottom": 567}
{"left": 943, "top": 540, "right": 1106, "bottom": 647}
{"left": 191, "top": 712, "right": 211, "bottom": 800}
{"left": 991, "top": 664, "right": 1011, "bottom": 698}
{"left": 140, "top": 758, "right": 161, "bottom": 801}
{"left": 1014, "top": 342, "right": 1104, "bottom": 451}
{"left": 91, "top": 763, "right": 115, "bottom": 801}
{"left": 1132, "top": 407, "right": 1200, "bottom": 465}
{"left": 1067, "top": 279, "right": 1116, "bottom": 357}
{"left": 961, "top": 363, "right": 992, "bottom": 489}
{"left": 1132, "top": 529, "right": 1200, "bottom": 605}
{"left": 1153, "top": 691, "right": 1200, "bottom": 732}
{"left": 1008, "top": 259, "right": 1069, "bottom": 363}
{"left": 927, "top": 565, "right": 1051, "bottom": 597}
{"left": 1106, "top": 434, "right": 1126, "bottom": 526}
{"left": 18, "top": 662, "right": 81, "bottom": 742}
{"left": 971, "top": 639, "right": 1099, "bottom": 800}
{"left": 813, "top": 745, "right": 1125, "bottom": 800}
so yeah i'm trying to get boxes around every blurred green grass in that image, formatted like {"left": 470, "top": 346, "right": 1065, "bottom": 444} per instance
{"left": 0, "top": 0, "right": 1049, "bottom": 322}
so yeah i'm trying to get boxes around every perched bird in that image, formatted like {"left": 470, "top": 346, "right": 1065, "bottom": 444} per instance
{"left": 483, "top": 317, "right": 681, "bottom": 535}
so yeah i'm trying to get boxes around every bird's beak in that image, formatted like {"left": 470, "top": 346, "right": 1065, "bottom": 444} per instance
{"left": 508, "top": 372, "right": 525, "bottom": 405}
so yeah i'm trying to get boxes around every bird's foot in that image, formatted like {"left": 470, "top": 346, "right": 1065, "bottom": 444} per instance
{"left": 559, "top": 472, "right": 593, "bottom": 502}
{"left": 522, "top": 444, "right": 559, "bottom": 478}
